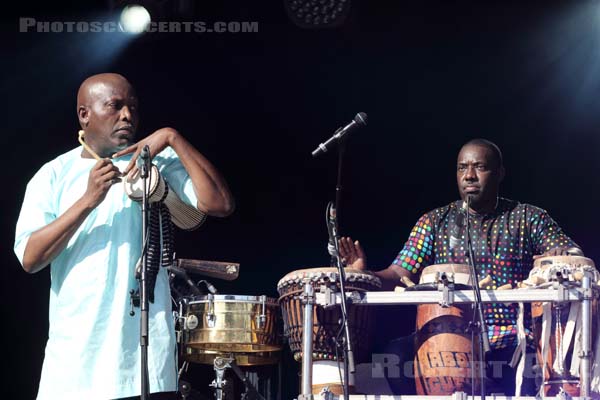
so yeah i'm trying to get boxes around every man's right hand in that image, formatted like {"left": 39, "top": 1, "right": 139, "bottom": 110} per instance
{"left": 83, "top": 159, "right": 122, "bottom": 208}
{"left": 339, "top": 237, "right": 367, "bottom": 270}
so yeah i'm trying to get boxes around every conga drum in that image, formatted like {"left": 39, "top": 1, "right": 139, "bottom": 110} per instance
{"left": 277, "top": 267, "right": 381, "bottom": 395}
{"left": 413, "top": 264, "right": 480, "bottom": 395}
{"left": 530, "top": 256, "right": 600, "bottom": 397}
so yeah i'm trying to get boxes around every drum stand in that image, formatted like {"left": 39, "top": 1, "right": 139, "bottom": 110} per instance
{"left": 210, "top": 355, "right": 266, "bottom": 400}
{"left": 310, "top": 275, "right": 597, "bottom": 400}
{"left": 298, "top": 281, "right": 316, "bottom": 400}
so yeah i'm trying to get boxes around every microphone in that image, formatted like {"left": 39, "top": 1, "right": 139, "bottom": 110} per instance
{"left": 312, "top": 112, "right": 368, "bottom": 157}
{"left": 198, "top": 280, "right": 218, "bottom": 294}
{"left": 326, "top": 202, "right": 338, "bottom": 260}
{"left": 136, "top": 145, "right": 151, "bottom": 169}
{"left": 167, "top": 265, "right": 202, "bottom": 296}
{"left": 449, "top": 200, "right": 467, "bottom": 250}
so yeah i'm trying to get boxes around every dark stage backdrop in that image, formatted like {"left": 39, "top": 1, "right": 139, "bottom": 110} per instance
{"left": 2, "top": 1, "right": 599, "bottom": 399}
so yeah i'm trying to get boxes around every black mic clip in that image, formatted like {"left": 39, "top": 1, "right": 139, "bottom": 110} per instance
{"left": 326, "top": 201, "right": 338, "bottom": 264}
{"left": 139, "top": 145, "right": 151, "bottom": 179}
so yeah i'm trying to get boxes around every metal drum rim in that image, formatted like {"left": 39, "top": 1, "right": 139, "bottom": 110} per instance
{"left": 187, "top": 294, "right": 278, "bottom": 305}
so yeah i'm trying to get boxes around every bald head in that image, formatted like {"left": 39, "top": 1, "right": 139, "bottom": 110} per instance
{"left": 77, "top": 73, "right": 139, "bottom": 158}
{"left": 77, "top": 73, "right": 134, "bottom": 110}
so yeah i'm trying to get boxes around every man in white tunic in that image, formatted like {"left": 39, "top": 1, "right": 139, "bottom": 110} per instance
{"left": 14, "top": 73, "right": 235, "bottom": 400}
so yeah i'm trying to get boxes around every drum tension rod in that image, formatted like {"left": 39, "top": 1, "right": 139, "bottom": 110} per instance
{"left": 256, "top": 295, "right": 267, "bottom": 329}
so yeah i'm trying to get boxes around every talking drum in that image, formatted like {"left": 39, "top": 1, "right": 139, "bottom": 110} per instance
{"left": 413, "top": 264, "right": 481, "bottom": 396}
{"left": 277, "top": 267, "right": 381, "bottom": 395}
{"left": 181, "top": 294, "right": 282, "bottom": 366}
{"left": 528, "top": 256, "right": 600, "bottom": 397}
{"left": 124, "top": 164, "right": 207, "bottom": 230}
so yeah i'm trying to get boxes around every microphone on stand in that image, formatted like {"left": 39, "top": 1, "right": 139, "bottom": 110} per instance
{"left": 449, "top": 200, "right": 467, "bottom": 251}
{"left": 198, "top": 280, "right": 218, "bottom": 294}
{"left": 167, "top": 265, "right": 202, "bottom": 296}
{"left": 312, "top": 112, "right": 368, "bottom": 157}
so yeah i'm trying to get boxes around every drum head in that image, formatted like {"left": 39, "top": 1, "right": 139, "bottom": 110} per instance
{"left": 419, "top": 264, "right": 472, "bottom": 286}
{"left": 277, "top": 267, "right": 381, "bottom": 293}
{"left": 123, "top": 164, "right": 159, "bottom": 201}
{"left": 533, "top": 255, "right": 596, "bottom": 270}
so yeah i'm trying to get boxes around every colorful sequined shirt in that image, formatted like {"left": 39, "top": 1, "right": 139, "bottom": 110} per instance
{"left": 393, "top": 198, "right": 578, "bottom": 349}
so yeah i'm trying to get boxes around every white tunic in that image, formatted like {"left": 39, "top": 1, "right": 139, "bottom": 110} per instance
{"left": 15, "top": 146, "right": 198, "bottom": 399}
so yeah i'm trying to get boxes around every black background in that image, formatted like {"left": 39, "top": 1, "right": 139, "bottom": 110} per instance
{"left": 2, "top": 1, "right": 600, "bottom": 398}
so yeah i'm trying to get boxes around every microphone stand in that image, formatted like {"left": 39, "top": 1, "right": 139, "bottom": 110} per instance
{"left": 139, "top": 145, "right": 151, "bottom": 400}
{"left": 329, "top": 138, "right": 355, "bottom": 398}
{"left": 464, "top": 195, "right": 490, "bottom": 399}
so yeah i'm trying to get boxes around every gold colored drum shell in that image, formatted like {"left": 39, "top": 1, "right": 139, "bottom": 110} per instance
{"left": 182, "top": 347, "right": 281, "bottom": 366}
{"left": 185, "top": 296, "right": 282, "bottom": 353}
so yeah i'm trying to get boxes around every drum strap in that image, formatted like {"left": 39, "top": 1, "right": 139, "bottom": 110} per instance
{"left": 540, "top": 302, "right": 552, "bottom": 388}
{"left": 561, "top": 303, "right": 580, "bottom": 376}
{"left": 510, "top": 302, "right": 527, "bottom": 396}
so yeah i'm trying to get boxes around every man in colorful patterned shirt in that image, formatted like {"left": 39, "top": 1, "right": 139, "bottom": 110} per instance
{"left": 340, "top": 138, "right": 582, "bottom": 394}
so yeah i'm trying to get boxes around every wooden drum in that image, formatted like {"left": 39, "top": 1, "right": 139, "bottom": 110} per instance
{"left": 530, "top": 256, "right": 599, "bottom": 397}
{"left": 277, "top": 267, "right": 381, "bottom": 395}
{"left": 413, "top": 264, "right": 480, "bottom": 395}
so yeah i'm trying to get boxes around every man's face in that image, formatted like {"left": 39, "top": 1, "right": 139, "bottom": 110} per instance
{"left": 81, "top": 78, "right": 138, "bottom": 158}
{"left": 456, "top": 144, "right": 504, "bottom": 209}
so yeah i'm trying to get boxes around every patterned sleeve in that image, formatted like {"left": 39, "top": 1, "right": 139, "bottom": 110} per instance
{"left": 392, "top": 213, "right": 436, "bottom": 275}
{"left": 527, "top": 205, "right": 579, "bottom": 254}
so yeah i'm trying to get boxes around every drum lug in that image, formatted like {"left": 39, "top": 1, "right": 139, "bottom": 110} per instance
{"left": 206, "top": 294, "right": 216, "bottom": 328}
{"left": 256, "top": 295, "right": 267, "bottom": 329}
{"left": 437, "top": 272, "right": 455, "bottom": 307}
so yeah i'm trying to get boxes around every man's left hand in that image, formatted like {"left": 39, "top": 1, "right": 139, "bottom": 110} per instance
{"left": 112, "top": 127, "right": 177, "bottom": 176}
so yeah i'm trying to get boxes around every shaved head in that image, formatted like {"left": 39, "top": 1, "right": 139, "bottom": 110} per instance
{"left": 77, "top": 73, "right": 139, "bottom": 158}
{"left": 77, "top": 73, "right": 134, "bottom": 112}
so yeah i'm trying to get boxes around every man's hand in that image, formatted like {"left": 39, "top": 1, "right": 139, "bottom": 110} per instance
{"left": 112, "top": 127, "right": 176, "bottom": 177}
{"left": 82, "top": 159, "right": 122, "bottom": 209}
{"left": 533, "top": 246, "right": 584, "bottom": 259}
{"left": 339, "top": 237, "right": 367, "bottom": 270}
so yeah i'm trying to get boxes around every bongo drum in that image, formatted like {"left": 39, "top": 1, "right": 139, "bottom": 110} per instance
{"left": 413, "top": 264, "right": 480, "bottom": 395}
{"left": 529, "top": 256, "right": 600, "bottom": 397}
{"left": 124, "top": 164, "right": 207, "bottom": 230}
{"left": 277, "top": 267, "right": 381, "bottom": 395}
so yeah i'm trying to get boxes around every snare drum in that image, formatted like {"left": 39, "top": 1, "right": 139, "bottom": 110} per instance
{"left": 413, "top": 264, "right": 480, "bottom": 395}
{"left": 181, "top": 294, "right": 282, "bottom": 366}
{"left": 277, "top": 267, "right": 381, "bottom": 395}
{"left": 529, "top": 256, "right": 600, "bottom": 397}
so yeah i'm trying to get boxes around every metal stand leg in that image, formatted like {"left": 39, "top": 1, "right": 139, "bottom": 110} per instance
{"left": 581, "top": 275, "right": 592, "bottom": 399}
{"left": 210, "top": 356, "right": 233, "bottom": 400}
{"left": 298, "top": 281, "right": 315, "bottom": 400}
